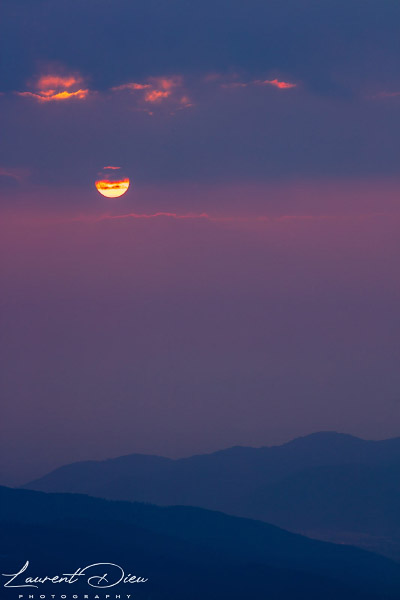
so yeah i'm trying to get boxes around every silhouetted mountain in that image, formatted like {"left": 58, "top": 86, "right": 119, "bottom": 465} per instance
{"left": 1, "top": 486, "right": 400, "bottom": 599}
{"left": 244, "top": 462, "right": 400, "bottom": 557}
{"left": 24, "top": 432, "right": 400, "bottom": 559}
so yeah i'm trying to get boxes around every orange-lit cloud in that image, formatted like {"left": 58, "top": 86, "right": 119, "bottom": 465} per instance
{"left": 104, "top": 166, "right": 121, "bottom": 170}
{"left": 15, "top": 69, "right": 297, "bottom": 107}
{"left": 111, "top": 75, "right": 191, "bottom": 111}
{"left": 17, "top": 71, "right": 90, "bottom": 102}
{"left": 36, "top": 75, "right": 83, "bottom": 89}
{"left": 95, "top": 178, "right": 130, "bottom": 198}
{"left": 256, "top": 78, "right": 297, "bottom": 89}
{"left": 150, "top": 76, "right": 182, "bottom": 91}
{"left": 145, "top": 89, "right": 170, "bottom": 102}
{"left": 17, "top": 89, "right": 89, "bottom": 102}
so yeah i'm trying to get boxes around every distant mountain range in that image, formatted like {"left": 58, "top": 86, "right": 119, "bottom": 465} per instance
{"left": 2, "top": 485, "right": 400, "bottom": 599}
{"left": 25, "top": 432, "right": 400, "bottom": 560}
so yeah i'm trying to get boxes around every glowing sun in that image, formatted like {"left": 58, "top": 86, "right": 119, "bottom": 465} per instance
{"left": 95, "top": 166, "right": 130, "bottom": 198}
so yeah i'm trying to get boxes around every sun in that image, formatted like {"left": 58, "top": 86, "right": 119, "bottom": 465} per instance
{"left": 95, "top": 166, "right": 130, "bottom": 198}
{"left": 95, "top": 178, "right": 130, "bottom": 198}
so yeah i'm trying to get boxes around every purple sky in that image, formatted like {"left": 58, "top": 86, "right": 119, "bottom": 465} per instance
{"left": 1, "top": 0, "right": 400, "bottom": 485}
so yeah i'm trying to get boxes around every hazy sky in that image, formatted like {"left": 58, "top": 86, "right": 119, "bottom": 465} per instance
{"left": 1, "top": 0, "right": 400, "bottom": 485}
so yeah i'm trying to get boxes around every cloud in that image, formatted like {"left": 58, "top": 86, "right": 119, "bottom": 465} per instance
{"left": 17, "top": 89, "right": 89, "bottom": 102}
{"left": 13, "top": 68, "right": 296, "bottom": 111}
{"left": 179, "top": 95, "right": 193, "bottom": 108}
{"left": 220, "top": 82, "right": 249, "bottom": 89}
{"left": 111, "top": 82, "right": 151, "bottom": 91}
{"left": 69, "top": 210, "right": 385, "bottom": 227}
{"left": 95, "top": 179, "right": 130, "bottom": 190}
{"left": 255, "top": 79, "right": 297, "bottom": 89}
{"left": 373, "top": 91, "right": 400, "bottom": 99}
{"left": 219, "top": 75, "right": 297, "bottom": 90}
{"left": 145, "top": 89, "right": 170, "bottom": 102}
{"left": 17, "top": 71, "right": 90, "bottom": 102}
{"left": 111, "top": 75, "right": 192, "bottom": 112}
{"left": 0, "top": 166, "right": 30, "bottom": 182}
{"left": 3, "top": 0, "right": 400, "bottom": 101}
{"left": 93, "top": 211, "right": 211, "bottom": 222}
{"left": 36, "top": 75, "right": 83, "bottom": 89}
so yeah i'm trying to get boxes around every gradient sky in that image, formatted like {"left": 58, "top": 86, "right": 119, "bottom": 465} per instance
{"left": 1, "top": 0, "right": 400, "bottom": 485}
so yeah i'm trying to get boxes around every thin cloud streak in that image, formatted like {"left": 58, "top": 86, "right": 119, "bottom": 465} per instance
{"left": 220, "top": 76, "right": 297, "bottom": 90}
{"left": 111, "top": 82, "right": 151, "bottom": 91}
{"left": 0, "top": 166, "right": 30, "bottom": 181}
{"left": 373, "top": 91, "right": 400, "bottom": 99}
{"left": 17, "top": 89, "right": 89, "bottom": 102}
{"left": 69, "top": 210, "right": 389, "bottom": 225}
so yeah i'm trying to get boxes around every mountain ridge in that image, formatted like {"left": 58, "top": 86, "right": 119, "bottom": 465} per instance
{"left": 25, "top": 430, "right": 400, "bottom": 486}
{"left": 23, "top": 431, "right": 400, "bottom": 560}
{"left": 1, "top": 485, "right": 400, "bottom": 599}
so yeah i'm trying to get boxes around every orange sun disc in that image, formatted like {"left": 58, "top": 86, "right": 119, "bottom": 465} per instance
{"left": 95, "top": 178, "right": 130, "bottom": 198}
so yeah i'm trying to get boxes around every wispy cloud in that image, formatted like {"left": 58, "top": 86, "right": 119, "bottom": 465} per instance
{"left": 218, "top": 74, "right": 297, "bottom": 91}
{"left": 69, "top": 210, "right": 385, "bottom": 226}
{"left": 95, "top": 211, "right": 210, "bottom": 221}
{"left": 373, "top": 91, "right": 400, "bottom": 99}
{"left": 220, "top": 82, "right": 249, "bottom": 89}
{"left": 0, "top": 166, "right": 30, "bottom": 182}
{"left": 111, "top": 82, "right": 151, "bottom": 92}
{"left": 111, "top": 75, "right": 192, "bottom": 112}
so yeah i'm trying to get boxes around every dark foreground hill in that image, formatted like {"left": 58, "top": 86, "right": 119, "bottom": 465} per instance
{"left": 25, "top": 432, "right": 400, "bottom": 559}
{"left": 2, "top": 486, "right": 400, "bottom": 599}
